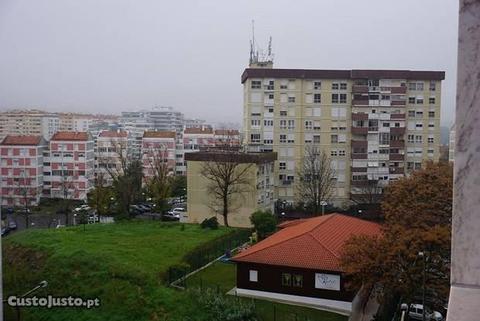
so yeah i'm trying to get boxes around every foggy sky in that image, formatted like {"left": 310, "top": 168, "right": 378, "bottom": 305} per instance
{"left": 0, "top": 0, "right": 458, "bottom": 126}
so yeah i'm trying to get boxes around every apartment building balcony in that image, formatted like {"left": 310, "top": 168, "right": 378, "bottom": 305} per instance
{"left": 389, "top": 167, "right": 405, "bottom": 174}
{"left": 351, "top": 140, "right": 368, "bottom": 148}
{"left": 352, "top": 85, "right": 369, "bottom": 93}
{"left": 391, "top": 113, "right": 406, "bottom": 119}
{"left": 389, "top": 153, "right": 405, "bottom": 161}
{"left": 352, "top": 153, "right": 368, "bottom": 159}
{"left": 390, "top": 127, "right": 406, "bottom": 135}
{"left": 391, "top": 86, "right": 407, "bottom": 94}
{"left": 351, "top": 180, "right": 369, "bottom": 187}
{"left": 352, "top": 127, "right": 368, "bottom": 135}
{"left": 391, "top": 100, "right": 406, "bottom": 106}
{"left": 390, "top": 140, "right": 405, "bottom": 148}
{"left": 352, "top": 112, "right": 369, "bottom": 121}
{"left": 351, "top": 167, "right": 367, "bottom": 173}
{"left": 368, "top": 127, "right": 379, "bottom": 132}
{"left": 352, "top": 99, "right": 369, "bottom": 106}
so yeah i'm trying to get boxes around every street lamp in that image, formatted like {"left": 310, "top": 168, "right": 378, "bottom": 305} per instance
{"left": 418, "top": 251, "right": 427, "bottom": 321}
{"left": 400, "top": 303, "right": 408, "bottom": 321}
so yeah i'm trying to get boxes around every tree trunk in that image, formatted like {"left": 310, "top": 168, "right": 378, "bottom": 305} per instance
{"left": 349, "top": 284, "right": 379, "bottom": 321}
{"left": 223, "top": 197, "right": 229, "bottom": 227}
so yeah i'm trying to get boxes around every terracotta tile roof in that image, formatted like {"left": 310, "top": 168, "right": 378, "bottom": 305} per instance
{"left": 277, "top": 218, "right": 309, "bottom": 229}
{"left": 184, "top": 127, "right": 214, "bottom": 135}
{"left": 143, "top": 131, "right": 176, "bottom": 139}
{"left": 51, "top": 131, "right": 90, "bottom": 141}
{"left": 98, "top": 130, "right": 128, "bottom": 138}
{"left": 1, "top": 135, "right": 43, "bottom": 146}
{"left": 214, "top": 129, "right": 240, "bottom": 136}
{"left": 232, "top": 214, "right": 382, "bottom": 272}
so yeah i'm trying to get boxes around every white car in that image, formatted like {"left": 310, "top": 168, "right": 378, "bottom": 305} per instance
{"left": 409, "top": 304, "right": 443, "bottom": 321}
{"left": 74, "top": 205, "right": 91, "bottom": 212}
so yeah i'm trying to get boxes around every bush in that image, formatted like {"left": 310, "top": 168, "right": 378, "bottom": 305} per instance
{"left": 250, "top": 210, "right": 277, "bottom": 240}
{"left": 201, "top": 217, "right": 219, "bottom": 230}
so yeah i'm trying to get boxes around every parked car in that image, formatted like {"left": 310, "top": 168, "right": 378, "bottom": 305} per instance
{"left": 168, "top": 207, "right": 185, "bottom": 215}
{"left": 1, "top": 227, "right": 10, "bottom": 236}
{"left": 74, "top": 205, "right": 91, "bottom": 212}
{"left": 8, "top": 221, "right": 17, "bottom": 230}
{"left": 409, "top": 304, "right": 443, "bottom": 321}
{"left": 162, "top": 212, "right": 180, "bottom": 221}
{"left": 129, "top": 205, "right": 143, "bottom": 216}
{"left": 16, "top": 208, "right": 31, "bottom": 214}
{"left": 136, "top": 204, "right": 151, "bottom": 212}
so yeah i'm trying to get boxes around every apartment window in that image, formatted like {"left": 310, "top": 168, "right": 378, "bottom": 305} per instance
{"left": 251, "top": 81, "right": 261, "bottom": 89}
{"left": 288, "top": 120, "right": 295, "bottom": 129}
{"left": 314, "top": 81, "right": 321, "bottom": 90}
{"left": 314, "top": 93, "right": 321, "bottom": 103}
{"left": 429, "top": 81, "right": 436, "bottom": 91}
{"left": 408, "top": 110, "right": 415, "bottom": 117}
{"left": 408, "top": 97, "right": 416, "bottom": 104}
{"left": 331, "top": 150, "right": 338, "bottom": 156}
{"left": 340, "top": 83, "right": 348, "bottom": 90}
{"left": 287, "top": 134, "right": 295, "bottom": 143}
{"left": 280, "top": 80, "right": 288, "bottom": 89}
{"left": 408, "top": 134, "right": 415, "bottom": 143}
{"left": 428, "top": 137, "right": 434, "bottom": 143}
{"left": 313, "top": 121, "right": 321, "bottom": 130}
{"left": 279, "top": 162, "right": 286, "bottom": 170}
{"left": 338, "top": 150, "right": 346, "bottom": 156}
{"left": 331, "top": 134, "right": 338, "bottom": 143}
{"left": 417, "top": 82, "right": 424, "bottom": 91}
{"left": 415, "top": 162, "right": 422, "bottom": 170}
{"left": 280, "top": 273, "right": 293, "bottom": 287}
{"left": 249, "top": 270, "right": 258, "bottom": 282}
{"left": 280, "top": 111, "right": 287, "bottom": 116}
{"left": 416, "top": 123, "right": 423, "bottom": 129}
{"left": 250, "top": 134, "right": 261, "bottom": 143}
{"left": 383, "top": 122, "right": 390, "bottom": 127}
{"left": 332, "top": 93, "right": 339, "bottom": 103}
{"left": 313, "top": 135, "right": 321, "bottom": 143}
{"left": 264, "top": 120, "right": 273, "bottom": 127}
{"left": 280, "top": 134, "right": 287, "bottom": 143}
{"left": 379, "top": 133, "right": 390, "bottom": 145}
{"left": 416, "top": 97, "right": 424, "bottom": 104}
{"left": 416, "top": 111, "right": 423, "bottom": 117}
{"left": 339, "top": 94, "right": 347, "bottom": 103}
{"left": 408, "top": 83, "right": 417, "bottom": 91}
{"left": 251, "top": 119, "right": 261, "bottom": 127}
{"left": 415, "top": 135, "right": 423, "bottom": 143}
{"left": 293, "top": 275, "right": 303, "bottom": 287}
{"left": 429, "top": 122, "right": 435, "bottom": 129}
{"left": 280, "top": 120, "right": 287, "bottom": 129}
{"left": 429, "top": 111, "right": 435, "bottom": 118}
{"left": 288, "top": 96, "right": 296, "bottom": 103}
{"left": 407, "top": 162, "right": 414, "bottom": 170}
{"left": 305, "top": 120, "right": 313, "bottom": 130}
{"left": 429, "top": 97, "right": 435, "bottom": 104}
{"left": 381, "top": 95, "right": 390, "bottom": 101}
{"left": 332, "top": 83, "right": 339, "bottom": 90}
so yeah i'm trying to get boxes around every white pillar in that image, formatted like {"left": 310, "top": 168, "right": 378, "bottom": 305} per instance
{"left": 447, "top": 1, "right": 480, "bottom": 320}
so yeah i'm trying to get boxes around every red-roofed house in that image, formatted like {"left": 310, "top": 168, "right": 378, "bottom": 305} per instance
{"left": 0, "top": 135, "right": 48, "bottom": 206}
{"left": 231, "top": 214, "right": 381, "bottom": 315}
{"left": 213, "top": 129, "right": 240, "bottom": 147}
{"left": 43, "top": 131, "right": 94, "bottom": 200}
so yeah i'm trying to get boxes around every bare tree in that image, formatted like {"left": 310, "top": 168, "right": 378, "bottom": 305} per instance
{"left": 16, "top": 168, "right": 35, "bottom": 229}
{"left": 59, "top": 171, "right": 78, "bottom": 226}
{"left": 200, "top": 152, "right": 254, "bottom": 227}
{"left": 296, "top": 145, "right": 336, "bottom": 215}
{"left": 350, "top": 179, "right": 383, "bottom": 206}
{"left": 144, "top": 144, "right": 172, "bottom": 211}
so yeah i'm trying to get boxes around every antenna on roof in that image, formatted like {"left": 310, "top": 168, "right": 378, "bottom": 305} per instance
{"left": 248, "top": 20, "right": 273, "bottom": 68}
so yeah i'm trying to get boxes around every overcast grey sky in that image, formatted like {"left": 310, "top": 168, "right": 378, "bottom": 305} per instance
{"left": 0, "top": 0, "right": 458, "bottom": 126}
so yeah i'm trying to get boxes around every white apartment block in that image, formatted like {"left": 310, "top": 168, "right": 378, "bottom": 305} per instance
{"left": 242, "top": 67, "right": 444, "bottom": 208}
{"left": 95, "top": 130, "right": 129, "bottom": 186}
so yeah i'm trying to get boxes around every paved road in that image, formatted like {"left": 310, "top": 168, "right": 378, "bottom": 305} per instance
{"left": 3, "top": 212, "right": 78, "bottom": 233}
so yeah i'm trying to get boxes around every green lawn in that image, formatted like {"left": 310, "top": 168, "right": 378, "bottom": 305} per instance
{"left": 187, "top": 262, "right": 348, "bottom": 321}
{"left": 3, "top": 221, "right": 232, "bottom": 321}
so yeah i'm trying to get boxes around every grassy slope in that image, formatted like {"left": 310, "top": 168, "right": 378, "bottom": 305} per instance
{"left": 3, "top": 221, "right": 231, "bottom": 321}
{"left": 187, "top": 262, "right": 347, "bottom": 321}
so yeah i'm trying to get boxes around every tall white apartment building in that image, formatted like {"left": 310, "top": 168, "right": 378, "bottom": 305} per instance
{"left": 242, "top": 66, "right": 444, "bottom": 208}
{"left": 95, "top": 130, "right": 129, "bottom": 186}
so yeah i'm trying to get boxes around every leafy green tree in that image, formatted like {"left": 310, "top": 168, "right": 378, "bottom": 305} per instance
{"left": 87, "top": 174, "right": 114, "bottom": 216}
{"left": 170, "top": 175, "right": 187, "bottom": 197}
{"left": 250, "top": 210, "right": 277, "bottom": 240}
{"left": 112, "top": 159, "right": 143, "bottom": 217}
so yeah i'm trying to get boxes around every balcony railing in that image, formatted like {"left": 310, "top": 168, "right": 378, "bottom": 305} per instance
{"left": 390, "top": 127, "right": 406, "bottom": 135}
{"left": 390, "top": 140, "right": 405, "bottom": 148}
{"left": 351, "top": 140, "right": 368, "bottom": 148}
{"left": 352, "top": 113, "right": 369, "bottom": 121}
{"left": 352, "top": 153, "right": 368, "bottom": 159}
{"left": 389, "top": 167, "right": 405, "bottom": 174}
{"left": 352, "top": 127, "right": 368, "bottom": 135}
{"left": 389, "top": 153, "right": 405, "bottom": 161}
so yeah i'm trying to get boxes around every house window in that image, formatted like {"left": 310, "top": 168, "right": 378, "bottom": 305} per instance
{"left": 416, "top": 97, "right": 424, "bottom": 104}
{"left": 340, "top": 83, "right": 347, "bottom": 90}
{"left": 249, "top": 270, "right": 258, "bottom": 282}
{"left": 429, "top": 97, "right": 435, "bottom": 104}
{"left": 332, "top": 83, "right": 339, "bottom": 90}
{"left": 314, "top": 94, "right": 321, "bottom": 103}
{"left": 408, "top": 110, "right": 415, "bottom": 117}
{"left": 288, "top": 96, "right": 296, "bottom": 103}
{"left": 280, "top": 135, "right": 287, "bottom": 143}
{"left": 305, "top": 121, "right": 313, "bottom": 130}
{"left": 331, "top": 150, "right": 338, "bottom": 156}
{"left": 279, "top": 162, "right": 286, "bottom": 170}
{"left": 282, "top": 273, "right": 292, "bottom": 286}
{"left": 339, "top": 94, "right": 347, "bottom": 103}
{"left": 408, "top": 97, "right": 416, "bottom": 104}
{"left": 280, "top": 111, "right": 287, "bottom": 116}
{"left": 338, "top": 150, "right": 346, "bottom": 156}
{"left": 251, "top": 81, "right": 261, "bottom": 89}
{"left": 408, "top": 134, "right": 415, "bottom": 143}
{"left": 314, "top": 81, "right": 321, "bottom": 90}
{"left": 313, "top": 135, "right": 321, "bottom": 144}
{"left": 250, "top": 134, "right": 261, "bottom": 143}
{"left": 428, "top": 137, "right": 434, "bottom": 143}
{"left": 293, "top": 275, "right": 303, "bottom": 287}
{"left": 429, "top": 81, "right": 436, "bottom": 91}
{"left": 429, "top": 111, "right": 435, "bottom": 118}
{"left": 331, "top": 134, "right": 338, "bottom": 143}
{"left": 415, "top": 135, "right": 423, "bottom": 143}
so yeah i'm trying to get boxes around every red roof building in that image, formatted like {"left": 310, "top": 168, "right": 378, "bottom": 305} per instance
{"left": 231, "top": 214, "right": 382, "bottom": 315}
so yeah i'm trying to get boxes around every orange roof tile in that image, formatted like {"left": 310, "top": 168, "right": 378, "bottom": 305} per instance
{"left": 233, "top": 214, "right": 382, "bottom": 272}
{"left": 143, "top": 131, "right": 176, "bottom": 139}
{"left": 99, "top": 130, "right": 128, "bottom": 138}
{"left": 1, "top": 135, "right": 43, "bottom": 146}
{"left": 51, "top": 131, "right": 90, "bottom": 141}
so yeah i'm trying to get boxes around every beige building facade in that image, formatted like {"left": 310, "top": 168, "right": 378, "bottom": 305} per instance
{"left": 242, "top": 67, "right": 444, "bottom": 208}
{"left": 185, "top": 151, "right": 276, "bottom": 227}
